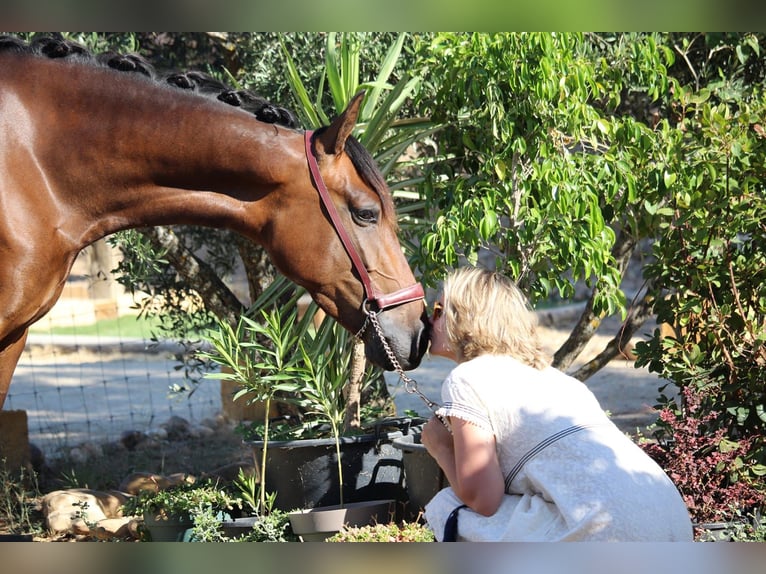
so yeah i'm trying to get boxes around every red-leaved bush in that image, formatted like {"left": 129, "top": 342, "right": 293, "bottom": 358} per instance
{"left": 640, "top": 386, "right": 764, "bottom": 526}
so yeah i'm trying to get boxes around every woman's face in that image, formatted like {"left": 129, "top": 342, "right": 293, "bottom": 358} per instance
{"left": 428, "top": 298, "right": 458, "bottom": 361}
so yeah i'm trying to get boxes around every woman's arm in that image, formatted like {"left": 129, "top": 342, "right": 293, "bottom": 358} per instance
{"left": 421, "top": 416, "right": 505, "bottom": 516}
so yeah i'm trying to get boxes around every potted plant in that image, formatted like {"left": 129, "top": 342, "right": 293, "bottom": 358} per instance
{"left": 327, "top": 520, "right": 435, "bottom": 542}
{"left": 203, "top": 279, "right": 421, "bottom": 540}
{"left": 121, "top": 478, "right": 242, "bottom": 542}
{"left": 392, "top": 432, "right": 448, "bottom": 517}
{"left": 201, "top": 34, "right": 436, "bottom": 535}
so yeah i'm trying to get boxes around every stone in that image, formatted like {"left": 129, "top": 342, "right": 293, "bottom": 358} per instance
{"left": 42, "top": 488, "right": 129, "bottom": 534}
{"left": 146, "top": 427, "right": 168, "bottom": 441}
{"left": 191, "top": 424, "right": 215, "bottom": 438}
{"left": 120, "top": 430, "right": 148, "bottom": 450}
{"left": 118, "top": 471, "right": 195, "bottom": 495}
{"left": 29, "top": 443, "right": 46, "bottom": 473}
{"left": 91, "top": 517, "right": 137, "bottom": 540}
{"left": 160, "top": 415, "right": 191, "bottom": 439}
{"left": 204, "top": 460, "right": 256, "bottom": 482}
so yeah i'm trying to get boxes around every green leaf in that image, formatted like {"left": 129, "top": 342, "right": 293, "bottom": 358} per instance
{"left": 718, "top": 438, "right": 740, "bottom": 453}
{"left": 663, "top": 171, "right": 676, "bottom": 188}
{"left": 479, "top": 210, "right": 498, "bottom": 240}
{"left": 494, "top": 159, "right": 507, "bottom": 181}
{"left": 279, "top": 35, "right": 326, "bottom": 128}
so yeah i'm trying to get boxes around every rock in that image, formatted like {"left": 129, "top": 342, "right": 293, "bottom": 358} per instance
{"left": 120, "top": 430, "right": 148, "bottom": 450}
{"left": 91, "top": 517, "right": 137, "bottom": 540}
{"left": 68, "top": 442, "right": 103, "bottom": 464}
{"left": 200, "top": 417, "right": 221, "bottom": 430}
{"left": 146, "top": 427, "right": 168, "bottom": 441}
{"left": 118, "top": 471, "right": 195, "bottom": 495}
{"left": 204, "top": 460, "right": 256, "bottom": 482}
{"left": 42, "top": 489, "right": 129, "bottom": 534}
{"left": 70, "top": 518, "right": 90, "bottom": 535}
{"left": 160, "top": 416, "right": 191, "bottom": 440}
{"left": 191, "top": 424, "right": 215, "bottom": 438}
{"left": 28, "top": 443, "right": 46, "bottom": 473}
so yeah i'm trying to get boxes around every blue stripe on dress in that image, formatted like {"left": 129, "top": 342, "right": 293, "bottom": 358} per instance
{"left": 438, "top": 401, "right": 492, "bottom": 429}
{"left": 504, "top": 423, "right": 606, "bottom": 493}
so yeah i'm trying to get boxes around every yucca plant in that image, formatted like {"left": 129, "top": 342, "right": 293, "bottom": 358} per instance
{"left": 279, "top": 31, "right": 442, "bottom": 404}
{"left": 280, "top": 32, "right": 443, "bottom": 241}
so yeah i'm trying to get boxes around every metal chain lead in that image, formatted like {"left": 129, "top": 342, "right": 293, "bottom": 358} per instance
{"left": 360, "top": 308, "right": 451, "bottom": 430}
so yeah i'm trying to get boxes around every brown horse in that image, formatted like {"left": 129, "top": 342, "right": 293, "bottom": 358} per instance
{"left": 0, "top": 37, "right": 429, "bottom": 408}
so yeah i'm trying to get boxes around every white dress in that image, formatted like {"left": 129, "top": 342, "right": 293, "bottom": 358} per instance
{"left": 424, "top": 354, "right": 693, "bottom": 541}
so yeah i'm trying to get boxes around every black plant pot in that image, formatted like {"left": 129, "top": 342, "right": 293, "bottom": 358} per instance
{"left": 392, "top": 432, "right": 448, "bottom": 516}
{"left": 247, "top": 418, "right": 423, "bottom": 515}
{"left": 220, "top": 516, "right": 261, "bottom": 539}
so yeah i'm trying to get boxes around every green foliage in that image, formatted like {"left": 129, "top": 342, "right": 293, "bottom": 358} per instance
{"left": 278, "top": 32, "right": 442, "bottom": 256}
{"left": 202, "top": 277, "right": 382, "bottom": 508}
{"left": 235, "top": 509, "right": 296, "bottom": 542}
{"left": 327, "top": 521, "right": 435, "bottom": 542}
{"left": 634, "top": 79, "right": 766, "bottom": 482}
{"left": 122, "top": 479, "right": 241, "bottom": 522}
{"left": 411, "top": 33, "right": 675, "bottom": 317}
{"left": 0, "top": 463, "right": 44, "bottom": 537}
{"left": 696, "top": 507, "right": 766, "bottom": 542}
{"left": 405, "top": 32, "right": 766, "bottom": 512}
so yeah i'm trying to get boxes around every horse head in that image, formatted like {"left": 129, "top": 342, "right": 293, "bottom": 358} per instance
{"left": 263, "top": 93, "right": 429, "bottom": 371}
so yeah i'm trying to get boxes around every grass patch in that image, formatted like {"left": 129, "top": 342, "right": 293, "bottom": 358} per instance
{"left": 30, "top": 314, "right": 162, "bottom": 339}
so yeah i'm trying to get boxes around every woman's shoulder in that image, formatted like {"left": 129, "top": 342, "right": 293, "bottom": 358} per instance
{"left": 448, "top": 354, "right": 543, "bottom": 388}
{"left": 454, "top": 354, "right": 548, "bottom": 376}
{"left": 450, "top": 354, "right": 595, "bottom": 398}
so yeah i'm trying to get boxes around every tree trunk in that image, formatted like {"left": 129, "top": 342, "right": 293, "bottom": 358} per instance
{"left": 342, "top": 340, "right": 366, "bottom": 433}
{"left": 234, "top": 235, "right": 277, "bottom": 308}
{"left": 552, "top": 229, "right": 637, "bottom": 374}
{"left": 570, "top": 288, "right": 655, "bottom": 381}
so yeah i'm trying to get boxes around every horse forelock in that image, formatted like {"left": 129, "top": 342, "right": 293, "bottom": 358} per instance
{"left": 0, "top": 33, "right": 299, "bottom": 130}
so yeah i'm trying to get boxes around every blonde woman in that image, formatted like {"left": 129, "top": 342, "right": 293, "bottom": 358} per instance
{"left": 420, "top": 266, "right": 692, "bottom": 541}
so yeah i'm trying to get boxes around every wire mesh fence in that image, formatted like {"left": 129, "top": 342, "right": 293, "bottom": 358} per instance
{"left": 6, "top": 303, "right": 222, "bottom": 457}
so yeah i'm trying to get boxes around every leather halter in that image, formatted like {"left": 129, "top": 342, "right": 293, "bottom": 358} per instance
{"left": 304, "top": 130, "right": 425, "bottom": 313}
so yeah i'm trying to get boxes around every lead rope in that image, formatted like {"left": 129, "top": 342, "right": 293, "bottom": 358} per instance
{"left": 357, "top": 308, "right": 452, "bottom": 432}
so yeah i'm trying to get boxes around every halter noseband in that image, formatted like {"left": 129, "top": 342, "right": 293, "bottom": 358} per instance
{"left": 304, "top": 130, "right": 425, "bottom": 315}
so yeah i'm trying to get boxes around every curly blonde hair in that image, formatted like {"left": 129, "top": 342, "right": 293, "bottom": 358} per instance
{"left": 441, "top": 267, "right": 549, "bottom": 369}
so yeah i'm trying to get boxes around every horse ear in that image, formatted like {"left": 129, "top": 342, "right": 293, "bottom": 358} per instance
{"left": 316, "top": 91, "right": 365, "bottom": 157}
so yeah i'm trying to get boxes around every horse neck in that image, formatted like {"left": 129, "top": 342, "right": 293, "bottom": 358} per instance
{"left": 14, "top": 56, "right": 301, "bottom": 246}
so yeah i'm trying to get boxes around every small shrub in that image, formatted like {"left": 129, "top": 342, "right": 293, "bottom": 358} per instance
{"left": 639, "top": 386, "right": 765, "bottom": 527}
{"left": 327, "top": 521, "right": 435, "bottom": 542}
{"left": 122, "top": 478, "right": 241, "bottom": 522}
{"left": 237, "top": 510, "right": 297, "bottom": 542}
{"left": 0, "top": 463, "right": 44, "bottom": 537}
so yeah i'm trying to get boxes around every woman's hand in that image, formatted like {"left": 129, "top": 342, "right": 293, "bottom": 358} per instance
{"left": 422, "top": 415, "right": 505, "bottom": 516}
{"left": 421, "top": 415, "right": 454, "bottom": 462}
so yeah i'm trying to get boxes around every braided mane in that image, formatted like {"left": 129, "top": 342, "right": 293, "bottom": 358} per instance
{"left": 0, "top": 33, "right": 395, "bottom": 223}
{"left": 0, "top": 33, "right": 299, "bottom": 129}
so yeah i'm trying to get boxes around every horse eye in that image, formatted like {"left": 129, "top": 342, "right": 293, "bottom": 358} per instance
{"left": 353, "top": 208, "right": 378, "bottom": 225}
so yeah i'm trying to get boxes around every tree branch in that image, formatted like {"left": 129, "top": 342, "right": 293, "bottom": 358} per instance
{"left": 552, "top": 228, "right": 637, "bottom": 372}
{"left": 342, "top": 339, "right": 366, "bottom": 433}
{"left": 141, "top": 226, "right": 245, "bottom": 327}
{"left": 570, "top": 288, "right": 655, "bottom": 381}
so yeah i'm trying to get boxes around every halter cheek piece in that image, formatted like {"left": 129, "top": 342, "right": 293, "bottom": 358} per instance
{"left": 304, "top": 130, "right": 448, "bottom": 429}
{"left": 303, "top": 130, "right": 425, "bottom": 317}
